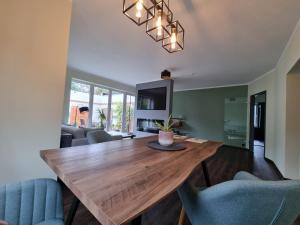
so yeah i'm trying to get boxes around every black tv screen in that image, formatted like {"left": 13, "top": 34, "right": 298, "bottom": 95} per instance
{"left": 137, "top": 87, "right": 167, "bottom": 110}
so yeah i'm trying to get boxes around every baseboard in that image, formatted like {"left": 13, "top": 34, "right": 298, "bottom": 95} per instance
{"left": 264, "top": 157, "right": 287, "bottom": 180}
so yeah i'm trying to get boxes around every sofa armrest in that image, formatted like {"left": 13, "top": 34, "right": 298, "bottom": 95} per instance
{"left": 0, "top": 220, "right": 10, "bottom": 225}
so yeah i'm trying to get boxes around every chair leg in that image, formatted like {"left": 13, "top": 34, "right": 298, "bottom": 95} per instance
{"left": 201, "top": 161, "right": 211, "bottom": 187}
{"left": 178, "top": 207, "right": 186, "bottom": 225}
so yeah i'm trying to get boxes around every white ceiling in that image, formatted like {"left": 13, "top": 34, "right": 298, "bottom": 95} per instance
{"left": 68, "top": 0, "right": 300, "bottom": 91}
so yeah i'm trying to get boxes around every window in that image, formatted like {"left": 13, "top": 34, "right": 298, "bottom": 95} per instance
{"left": 67, "top": 79, "right": 135, "bottom": 133}
{"left": 126, "top": 95, "right": 135, "bottom": 133}
{"left": 69, "top": 81, "right": 90, "bottom": 127}
{"left": 92, "top": 87, "right": 109, "bottom": 128}
{"left": 111, "top": 91, "right": 124, "bottom": 131}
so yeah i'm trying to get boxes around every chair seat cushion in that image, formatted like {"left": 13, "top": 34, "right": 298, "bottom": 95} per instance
{"left": 35, "top": 219, "right": 64, "bottom": 225}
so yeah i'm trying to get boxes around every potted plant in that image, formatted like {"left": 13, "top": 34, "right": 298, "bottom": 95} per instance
{"left": 97, "top": 108, "right": 106, "bottom": 129}
{"left": 155, "top": 115, "right": 175, "bottom": 146}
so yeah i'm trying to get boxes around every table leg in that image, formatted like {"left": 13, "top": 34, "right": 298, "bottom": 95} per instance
{"left": 130, "top": 215, "right": 142, "bottom": 225}
{"left": 201, "top": 161, "right": 211, "bottom": 187}
{"left": 65, "top": 196, "right": 80, "bottom": 225}
{"left": 57, "top": 177, "right": 63, "bottom": 186}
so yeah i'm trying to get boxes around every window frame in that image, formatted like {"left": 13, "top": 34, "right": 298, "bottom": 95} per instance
{"left": 68, "top": 78, "right": 135, "bottom": 133}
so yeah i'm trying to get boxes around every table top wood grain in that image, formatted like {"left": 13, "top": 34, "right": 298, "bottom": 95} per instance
{"left": 40, "top": 136, "right": 222, "bottom": 225}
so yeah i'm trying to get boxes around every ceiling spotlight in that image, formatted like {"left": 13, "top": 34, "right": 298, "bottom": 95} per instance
{"left": 161, "top": 70, "right": 171, "bottom": 80}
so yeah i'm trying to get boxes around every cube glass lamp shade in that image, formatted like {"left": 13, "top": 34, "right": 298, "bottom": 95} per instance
{"left": 146, "top": 0, "right": 173, "bottom": 42}
{"left": 163, "top": 21, "right": 184, "bottom": 53}
{"left": 123, "top": 0, "right": 155, "bottom": 26}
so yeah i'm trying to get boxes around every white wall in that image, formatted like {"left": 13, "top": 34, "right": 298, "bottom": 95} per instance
{"left": 0, "top": 0, "right": 72, "bottom": 184}
{"left": 286, "top": 73, "right": 300, "bottom": 179}
{"left": 276, "top": 19, "right": 300, "bottom": 179}
{"left": 247, "top": 19, "right": 300, "bottom": 178}
{"left": 63, "top": 68, "right": 135, "bottom": 123}
{"left": 248, "top": 70, "right": 277, "bottom": 162}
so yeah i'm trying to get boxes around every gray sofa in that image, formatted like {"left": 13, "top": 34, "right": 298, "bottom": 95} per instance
{"left": 61, "top": 125, "right": 121, "bottom": 147}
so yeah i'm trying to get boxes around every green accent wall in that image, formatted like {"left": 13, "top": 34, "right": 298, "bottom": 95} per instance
{"left": 173, "top": 86, "right": 248, "bottom": 142}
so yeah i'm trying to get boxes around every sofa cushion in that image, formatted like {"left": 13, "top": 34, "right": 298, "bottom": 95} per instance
{"left": 61, "top": 125, "right": 85, "bottom": 139}
{"left": 82, "top": 127, "right": 104, "bottom": 136}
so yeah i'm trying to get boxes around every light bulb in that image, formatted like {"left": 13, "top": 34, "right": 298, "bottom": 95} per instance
{"left": 136, "top": 0, "right": 143, "bottom": 10}
{"left": 171, "top": 32, "right": 177, "bottom": 49}
{"left": 136, "top": 10, "right": 142, "bottom": 18}
{"left": 156, "top": 15, "right": 162, "bottom": 36}
{"left": 135, "top": 0, "right": 143, "bottom": 18}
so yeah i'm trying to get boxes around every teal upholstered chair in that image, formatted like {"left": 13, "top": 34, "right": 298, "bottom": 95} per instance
{"left": 0, "top": 179, "right": 64, "bottom": 225}
{"left": 177, "top": 171, "right": 300, "bottom": 225}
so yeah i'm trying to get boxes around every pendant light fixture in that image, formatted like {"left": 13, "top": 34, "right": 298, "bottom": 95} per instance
{"left": 162, "top": 20, "right": 184, "bottom": 53}
{"left": 123, "top": 0, "right": 155, "bottom": 26}
{"left": 123, "top": 0, "right": 184, "bottom": 53}
{"left": 146, "top": 0, "right": 173, "bottom": 42}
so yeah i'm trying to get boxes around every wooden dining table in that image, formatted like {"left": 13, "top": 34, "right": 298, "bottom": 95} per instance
{"left": 40, "top": 135, "right": 222, "bottom": 225}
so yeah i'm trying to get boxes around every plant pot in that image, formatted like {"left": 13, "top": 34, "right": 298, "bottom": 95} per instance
{"left": 158, "top": 130, "right": 174, "bottom": 146}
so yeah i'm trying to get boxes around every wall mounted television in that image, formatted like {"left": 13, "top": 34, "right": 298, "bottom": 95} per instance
{"left": 137, "top": 87, "right": 167, "bottom": 110}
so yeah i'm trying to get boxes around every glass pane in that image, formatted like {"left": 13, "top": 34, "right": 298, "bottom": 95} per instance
{"left": 223, "top": 97, "right": 247, "bottom": 148}
{"left": 111, "top": 91, "right": 124, "bottom": 131}
{"left": 69, "top": 81, "right": 90, "bottom": 127}
{"left": 92, "top": 87, "right": 110, "bottom": 128}
{"left": 126, "top": 95, "right": 136, "bottom": 133}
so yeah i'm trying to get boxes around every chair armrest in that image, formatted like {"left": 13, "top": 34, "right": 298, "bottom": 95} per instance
{"left": 234, "top": 171, "right": 261, "bottom": 181}
{"left": 0, "top": 220, "right": 10, "bottom": 225}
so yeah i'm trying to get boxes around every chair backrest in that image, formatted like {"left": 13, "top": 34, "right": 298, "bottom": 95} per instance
{"left": 178, "top": 178, "right": 300, "bottom": 225}
{"left": 0, "top": 179, "right": 64, "bottom": 225}
{"left": 87, "top": 130, "right": 114, "bottom": 144}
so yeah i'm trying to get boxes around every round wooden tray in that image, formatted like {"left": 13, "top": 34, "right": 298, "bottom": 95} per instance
{"left": 147, "top": 141, "right": 187, "bottom": 151}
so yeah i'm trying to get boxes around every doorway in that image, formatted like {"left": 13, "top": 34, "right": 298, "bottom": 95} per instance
{"left": 249, "top": 91, "right": 266, "bottom": 157}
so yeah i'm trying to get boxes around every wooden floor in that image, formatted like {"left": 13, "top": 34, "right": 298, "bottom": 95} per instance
{"left": 62, "top": 145, "right": 300, "bottom": 225}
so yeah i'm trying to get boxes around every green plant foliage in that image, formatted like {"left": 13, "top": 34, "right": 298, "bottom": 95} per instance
{"left": 97, "top": 108, "right": 106, "bottom": 121}
{"left": 97, "top": 108, "right": 106, "bottom": 128}
{"left": 155, "top": 115, "right": 175, "bottom": 132}
{"left": 71, "top": 81, "right": 90, "bottom": 93}
{"left": 112, "top": 102, "right": 123, "bottom": 130}
{"left": 94, "top": 87, "right": 109, "bottom": 96}
{"left": 126, "top": 104, "right": 134, "bottom": 132}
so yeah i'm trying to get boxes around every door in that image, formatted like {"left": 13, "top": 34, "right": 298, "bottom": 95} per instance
{"left": 249, "top": 91, "right": 266, "bottom": 157}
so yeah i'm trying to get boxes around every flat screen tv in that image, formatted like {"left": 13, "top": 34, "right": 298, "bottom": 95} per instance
{"left": 137, "top": 87, "right": 167, "bottom": 110}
